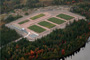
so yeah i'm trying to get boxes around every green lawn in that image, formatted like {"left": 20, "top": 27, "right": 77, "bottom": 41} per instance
{"left": 28, "top": 25, "right": 46, "bottom": 33}
{"left": 19, "top": 20, "right": 29, "bottom": 24}
{"left": 48, "top": 17, "right": 65, "bottom": 24}
{"left": 30, "top": 14, "right": 45, "bottom": 20}
{"left": 38, "top": 21, "right": 56, "bottom": 28}
{"left": 57, "top": 14, "right": 74, "bottom": 20}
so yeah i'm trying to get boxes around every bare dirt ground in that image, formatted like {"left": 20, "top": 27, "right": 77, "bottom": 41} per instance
{"left": 5, "top": 6, "right": 85, "bottom": 41}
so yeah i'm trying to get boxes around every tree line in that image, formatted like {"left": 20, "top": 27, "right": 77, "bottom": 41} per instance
{"left": 4, "top": 15, "right": 22, "bottom": 23}
{"left": 1, "top": 0, "right": 90, "bottom": 14}
{"left": 1, "top": 20, "right": 90, "bottom": 60}
{"left": 70, "top": 2, "right": 90, "bottom": 21}
{"left": 0, "top": 25, "right": 21, "bottom": 47}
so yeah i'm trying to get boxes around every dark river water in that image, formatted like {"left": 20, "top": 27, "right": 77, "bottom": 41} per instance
{"left": 65, "top": 37, "right": 90, "bottom": 60}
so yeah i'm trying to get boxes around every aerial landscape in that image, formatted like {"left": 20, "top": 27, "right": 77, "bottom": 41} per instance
{"left": 0, "top": 0, "right": 90, "bottom": 60}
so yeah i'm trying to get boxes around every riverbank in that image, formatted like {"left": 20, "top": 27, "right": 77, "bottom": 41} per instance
{"left": 1, "top": 19, "right": 90, "bottom": 60}
{"left": 43, "top": 34, "right": 90, "bottom": 60}
{"left": 65, "top": 37, "right": 90, "bottom": 60}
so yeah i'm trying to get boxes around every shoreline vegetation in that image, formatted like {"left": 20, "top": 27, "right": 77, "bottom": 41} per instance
{"left": 0, "top": 0, "right": 90, "bottom": 60}
{"left": 1, "top": 20, "right": 90, "bottom": 60}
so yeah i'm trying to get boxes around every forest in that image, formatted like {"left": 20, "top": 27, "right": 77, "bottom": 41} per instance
{"left": 0, "top": 14, "right": 23, "bottom": 47}
{"left": 1, "top": 0, "right": 90, "bottom": 14}
{"left": 0, "top": 13, "right": 23, "bottom": 47}
{"left": 1, "top": 20, "right": 90, "bottom": 60}
{"left": 0, "top": 25, "right": 20, "bottom": 47}
{"left": 70, "top": 2, "right": 90, "bottom": 21}
{"left": 1, "top": 0, "right": 90, "bottom": 60}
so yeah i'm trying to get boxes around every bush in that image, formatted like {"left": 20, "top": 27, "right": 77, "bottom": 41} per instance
{"left": 25, "top": 13, "right": 29, "bottom": 15}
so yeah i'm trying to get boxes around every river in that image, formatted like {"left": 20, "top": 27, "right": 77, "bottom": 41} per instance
{"left": 65, "top": 37, "right": 90, "bottom": 60}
